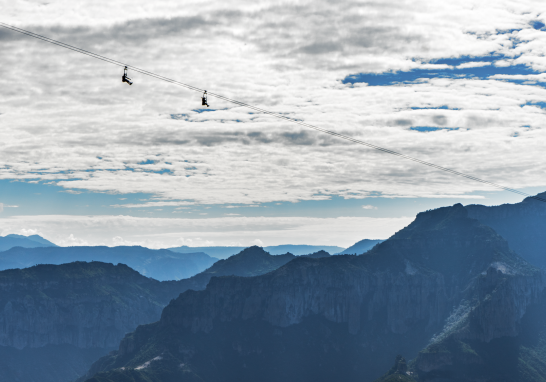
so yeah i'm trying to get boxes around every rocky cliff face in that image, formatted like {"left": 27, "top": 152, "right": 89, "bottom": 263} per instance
{"left": 0, "top": 261, "right": 192, "bottom": 382}
{"left": 0, "top": 262, "right": 178, "bottom": 350}
{"left": 158, "top": 255, "right": 446, "bottom": 337}
{"left": 0, "top": 247, "right": 308, "bottom": 382}
{"left": 83, "top": 204, "right": 544, "bottom": 382}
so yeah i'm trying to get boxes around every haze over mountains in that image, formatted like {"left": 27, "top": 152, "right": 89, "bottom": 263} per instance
{"left": 76, "top": 194, "right": 546, "bottom": 382}
{"left": 0, "top": 246, "right": 218, "bottom": 281}
{"left": 1, "top": 193, "right": 545, "bottom": 382}
{"left": 0, "top": 234, "right": 57, "bottom": 252}
{"left": 169, "top": 244, "right": 346, "bottom": 259}
{"left": 0, "top": 246, "right": 334, "bottom": 382}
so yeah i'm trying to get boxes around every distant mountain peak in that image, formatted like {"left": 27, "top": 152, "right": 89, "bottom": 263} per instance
{"left": 304, "top": 250, "right": 331, "bottom": 258}
{"left": 0, "top": 234, "right": 58, "bottom": 252}
{"left": 236, "top": 246, "right": 270, "bottom": 257}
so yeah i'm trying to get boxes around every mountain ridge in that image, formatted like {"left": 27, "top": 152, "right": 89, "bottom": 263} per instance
{"left": 80, "top": 203, "right": 543, "bottom": 382}
{"left": 0, "top": 234, "right": 58, "bottom": 252}
{"left": 0, "top": 246, "right": 217, "bottom": 281}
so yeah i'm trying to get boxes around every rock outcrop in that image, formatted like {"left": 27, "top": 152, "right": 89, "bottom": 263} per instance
{"left": 83, "top": 204, "right": 544, "bottom": 382}
{"left": 0, "top": 246, "right": 304, "bottom": 382}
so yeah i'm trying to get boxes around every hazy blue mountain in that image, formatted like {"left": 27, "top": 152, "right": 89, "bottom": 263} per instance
{"left": 168, "top": 245, "right": 246, "bottom": 259}
{"left": 336, "top": 239, "right": 384, "bottom": 255}
{"left": 0, "top": 246, "right": 217, "bottom": 281}
{"left": 0, "top": 261, "right": 192, "bottom": 382}
{"left": 265, "top": 244, "right": 344, "bottom": 256}
{"left": 303, "top": 249, "right": 331, "bottom": 258}
{"left": 169, "top": 244, "right": 345, "bottom": 259}
{"left": 0, "top": 246, "right": 313, "bottom": 382}
{"left": 0, "top": 234, "right": 57, "bottom": 252}
{"left": 466, "top": 191, "right": 546, "bottom": 269}
{"left": 172, "top": 246, "right": 297, "bottom": 293}
{"left": 81, "top": 204, "right": 543, "bottom": 382}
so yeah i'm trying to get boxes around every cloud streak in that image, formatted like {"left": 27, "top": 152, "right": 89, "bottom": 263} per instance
{"left": 0, "top": 214, "right": 414, "bottom": 248}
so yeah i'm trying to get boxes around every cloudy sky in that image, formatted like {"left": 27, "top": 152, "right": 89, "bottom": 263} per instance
{"left": 1, "top": 0, "right": 545, "bottom": 248}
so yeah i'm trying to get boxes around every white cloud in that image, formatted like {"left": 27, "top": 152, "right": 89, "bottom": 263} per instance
{"left": 0, "top": 204, "right": 19, "bottom": 211}
{"left": 58, "top": 234, "right": 90, "bottom": 246}
{"left": 251, "top": 239, "right": 264, "bottom": 246}
{"left": 0, "top": 214, "right": 414, "bottom": 248}
{"left": 456, "top": 62, "right": 492, "bottom": 69}
{"left": 362, "top": 205, "right": 377, "bottom": 210}
{"left": 111, "top": 201, "right": 195, "bottom": 208}
{"left": 0, "top": 0, "right": 545, "bottom": 214}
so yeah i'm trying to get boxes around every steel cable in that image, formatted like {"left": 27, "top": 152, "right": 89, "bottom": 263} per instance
{"left": 1, "top": 21, "right": 544, "bottom": 203}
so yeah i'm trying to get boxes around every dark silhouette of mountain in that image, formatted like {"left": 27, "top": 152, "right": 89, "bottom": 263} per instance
{"left": 265, "top": 244, "right": 343, "bottom": 256}
{"left": 81, "top": 204, "right": 543, "bottom": 382}
{"left": 168, "top": 245, "right": 245, "bottom": 259}
{"left": 173, "top": 246, "right": 297, "bottom": 292}
{"left": 0, "top": 246, "right": 315, "bottom": 382}
{"left": 302, "top": 249, "right": 331, "bottom": 258}
{"left": 0, "top": 261, "right": 190, "bottom": 382}
{"left": 0, "top": 234, "right": 57, "bottom": 252}
{"left": 0, "top": 246, "right": 217, "bottom": 281}
{"left": 169, "top": 244, "right": 345, "bottom": 259}
{"left": 466, "top": 191, "right": 546, "bottom": 269}
{"left": 336, "top": 239, "right": 384, "bottom": 255}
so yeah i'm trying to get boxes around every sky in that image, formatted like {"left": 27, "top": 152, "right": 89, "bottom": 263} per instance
{"left": 1, "top": 0, "right": 545, "bottom": 249}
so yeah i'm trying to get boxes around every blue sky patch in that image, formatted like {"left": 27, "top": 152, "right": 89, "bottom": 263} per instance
{"left": 524, "top": 101, "right": 546, "bottom": 109}
{"left": 532, "top": 21, "right": 545, "bottom": 30}
{"left": 410, "top": 127, "right": 459, "bottom": 132}
{"left": 343, "top": 55, "right": 540, "bottom": 86}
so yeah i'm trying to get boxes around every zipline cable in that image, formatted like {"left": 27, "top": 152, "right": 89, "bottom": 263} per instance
{"left": 1, "top": 21, "right": 545, "bottom": 204}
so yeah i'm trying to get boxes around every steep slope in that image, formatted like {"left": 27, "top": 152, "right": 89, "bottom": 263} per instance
{"left": 466, "top": 191, "right": 546, "bottom": 269}
{"left": 408, "top": 291, "right": 546, "bottom": 382}
{"left": 0, "top": 246, "right": 217, "bottom": 281}
{"left": 0, "top": 234, "right": 57, "bottom": 252}
{"left": 337, "top": 239, "right": 384, "bottom": 255}
{"left": 0, "top": 246, "right": 310, "bottom": 382}
{"left": 408, "top": 268, "right": 546, "bottom": 381}
{"left": 0, "top": 261, "right": 187, "bottom": 382}
{"left": 82, "top": 204, "right": 542, "bottom": 382}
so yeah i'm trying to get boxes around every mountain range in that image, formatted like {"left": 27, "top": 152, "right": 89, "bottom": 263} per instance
{"left": 169, "top": 244, "right": 345, "bottom": 259}
{"left": 79, "top": 201, "right": 546, "bottom": 382}
{"left": 0, "top": 234, "right": 57, "bottom": 252}
{"left": 0, "top": 246, "right": 217, "bottom": 281}
{"left": 0, "top": 247, "right": 326, "bottom": 382}
{"left": 1, "top": 193, "right": 545, "bottom": 382}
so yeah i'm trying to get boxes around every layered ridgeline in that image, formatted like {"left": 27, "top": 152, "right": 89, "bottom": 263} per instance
{"left": 467, "top": 191, "right": 546, "bottom": 269}
{"left": 0, "top": 246, "right": 217, "bottom": 281}
{"left": 169, "top": 244, "right": 345, "bottom": 259}
{"left": 172, "top": 247, "right": 330, "bottom": 292}
{"left": 0, "top": 234, "right": 57, "bottom": 251}
{"left": 0, "top": 247, "right": 312, "bottom": 382}
{"left": 80, "top": 204, "right": 543, "bottom": 382}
